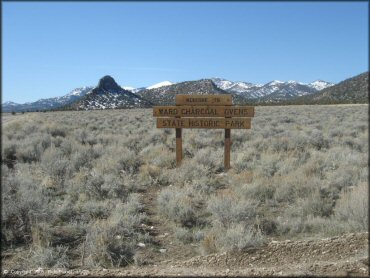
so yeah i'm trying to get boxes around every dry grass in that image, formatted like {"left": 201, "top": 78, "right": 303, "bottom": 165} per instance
{"left": 1, "top": 105, "right": 368, "bottom": 267}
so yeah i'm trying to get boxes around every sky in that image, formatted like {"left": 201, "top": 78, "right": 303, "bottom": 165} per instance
{"left": 3, "top": 2, "right": 369, "bottom": 103}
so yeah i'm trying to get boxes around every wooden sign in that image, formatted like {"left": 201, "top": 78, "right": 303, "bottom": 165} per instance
{"left": 154, "top": 94, "right": 254, "bottom": 170}
{"left": 175, "top": 94, "right": 232, "bottom": 106}
{"left": 157, "top": 118, "right": 251, "bottom": 129}
{"left": 153, "top": 106, "right": 254, "bottom": 117}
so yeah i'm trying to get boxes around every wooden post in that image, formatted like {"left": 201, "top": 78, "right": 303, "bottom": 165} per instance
{"left": 176, "top": 128, "right": 182, "bottom": 166}
{"left": 224, "top": 128, "right": 231, "bottom": 170}
{"left": 224, "top": 114, "right": 232, "bottom": 171}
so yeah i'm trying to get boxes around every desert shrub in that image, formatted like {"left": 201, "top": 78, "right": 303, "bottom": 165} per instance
{"left": 273, "top": 182, "right": 296, "bottom": 203}
{"left": 79, "top": 200, "right": 112, "bottom": 221}
{"left": 256, "top": 154, "right": 281, "bottom": 178}
{"left": 192, "top": 147, "right": 223, "bottom": 172}
{"left": 27, "top": 246, "right": 70, "bottom": 268}
{"left": 300, "top": 190, "right": 334, "bottom": 218}
{"left": 233, "top": 149, "right": 257, "bottom": 172}
{"left": 271, "top": 135, "right": 291, "bottom": 152}
{"left": 200, "top": 232, "right": 217, "bottom": 255}
{"left": 41, "top": 148, "right": 69, "bottom": 182}
{"left": 207, "top": 194, "right": 258, "bottom": 227}
{"left": 52, "top": 136, "right": 64, "bottom": 147}
{"left": 74, "top": 129, "right": 88, "bottom": 144}
{"left": 16, "top": 138, "right": 43, "bottom": 163}
{"left": 327, "top": 167, "right": 358, "bottom": 192}
{"left": 134, "top": 170, "right": 155, "bottom": 190}
{"left": 138, "top": 164, "right": 163, "bottom": 181}
{"left": 193, "top": 229, "right": 205, "bottom": 242}
{"left": 2, "top": 142, "right": 17, "bottom": 168}
{"left": 334, "top": 182, "right": 368, "bottom": 231}
{"left": 218, "top": 224, "right": 265, "bottom": 251}
{"left": 2, "top": 165, "right": 46, "bottom": 246}
{"left": 93, "top": 153, "right": 120, "bottom": 176}
{"left": 160, "top": 160, "right": 210, "bottom": 186}
{"left": 192, "top": 174, "right": 229, "bottom": 193}
{"left": 101, "top": 173, "right": 127, "bottom": 199}
{"left": 83, "top": 195, "right": 145, "bottom": 267}
{"left": 84, "top": 223, "right": 135, "bottom": 268}
{"left": 300, "top": 216, "right": 350, "bottom": 236}
{"left": 276, "top": 216, "right": 305, "bottom": 235}
{"left": 201, "top": 223, "right": 265, "bottom": 254}
{"left": 39, "top": 134, "right": 52, "bottom": 151}
{"left": 175, "top": 227, "right": 194, "bottom": 244}
{"left": 239, "top": 179, "right": 275, "bottom": 202}
{"left": 70, "top": 147, "right": 95, "bottom": 172}
{"left": 47, "top": 124, "right": 67, "bottom": 138}
{"left": 84, "top": 172, "right": 107, "bottom": 200}
{"left": 86, "top": 134, "right": 98, "bottom": 146}
{"left": 116, "top": 148, "right": 142, "bottom": 174}
{"left": 158, "top": 186, "right": 205, "bottom": 228}
{"left": 59, "top": 139, "right": 73, "bottom": 156}
{"left": 31, "top": 222, "right": 85, "bottom": 248}
{"left": 54, "top": 201, "right": 79, "bottom": 224}
{"left": 122, "top": 193, "right": 144, "bottom": 215}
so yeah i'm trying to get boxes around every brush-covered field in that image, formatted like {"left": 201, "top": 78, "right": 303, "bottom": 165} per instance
{"left": 1, "top": 105, "right": 368, "bottom": 273}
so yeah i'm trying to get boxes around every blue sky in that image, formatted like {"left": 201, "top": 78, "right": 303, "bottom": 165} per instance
{"left": 3, "top": 2, "right": 368, "bottom": 103}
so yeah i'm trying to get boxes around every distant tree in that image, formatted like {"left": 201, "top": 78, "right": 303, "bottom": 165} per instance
{"left": 11, "top": 111, "right": 16, "bottom": 115}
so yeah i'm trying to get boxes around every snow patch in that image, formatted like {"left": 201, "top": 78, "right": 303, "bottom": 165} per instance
{"left": 308, "top": 80, "right": 334, "bottom": 91}
{"left": 147, "top": 81, "right": 173, "bottom": 90}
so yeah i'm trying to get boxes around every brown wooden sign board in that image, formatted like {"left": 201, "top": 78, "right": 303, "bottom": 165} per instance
{"left": 157, "top": 117, "right": 251, "bottom": 129}
{"left": 175, "top": 94, "right": 232, "bottom": 106}
{"left": 154, "top": 94, "right": 254, "bottom": 171}
{"left": 153, "top": 106, "right": 254, "bottom": 118}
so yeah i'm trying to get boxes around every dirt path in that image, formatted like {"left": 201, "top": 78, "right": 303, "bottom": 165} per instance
{"left": 124, "top": 232, "right": 368, "bottom": 277}
{"left": 135, "top": 185, "right": 199, "bottom": 265}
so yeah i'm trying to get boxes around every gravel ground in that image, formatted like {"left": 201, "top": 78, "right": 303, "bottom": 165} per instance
{"left": 3, "top": 232, "right": 368, "bottom": 277}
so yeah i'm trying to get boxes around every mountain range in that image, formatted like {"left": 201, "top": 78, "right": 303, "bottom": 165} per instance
{"left": 2, "top": 72, "right": 368, "bottom": 112}
{"left": 287, "top": 72, "right": 369, "bottom": 105}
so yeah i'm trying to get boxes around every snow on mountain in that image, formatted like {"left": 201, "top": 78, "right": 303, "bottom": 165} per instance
{"left": 211, "top": 78, "right": 235, "bottom": 90}
{"left": 65, "top": 86, "right": 93, "bottom": 97}
{"left": 146, "top": 81, "right": 173, "bottom": 90}
{"left": 212, "top": 78, "right": 335, "bottom": 100}
{"left": 123, "top": 86, "right": 146, "bottom": 93}
{"left": 2, "top": 86, "right": 94, "bottom": 112}
{"left": 266, "top": 80, "right": 284, "bottom": 86}
{"left": 2, "top": 101, "right": 19, "bottom": 106}
{"left": 122, "top": 86, "right": 136, "bottom": 91}
{"left": 308, "top": 80, "right": 334, "bottom": 91}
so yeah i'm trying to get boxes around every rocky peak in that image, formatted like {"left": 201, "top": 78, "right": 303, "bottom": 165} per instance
{"left": 94, "top": 75, "right": 122, "bottom": 94}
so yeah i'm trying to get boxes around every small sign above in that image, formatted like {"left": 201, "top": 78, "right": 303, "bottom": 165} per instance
{"left": 175, "top": 94, "right": 232, "bottom": 106}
